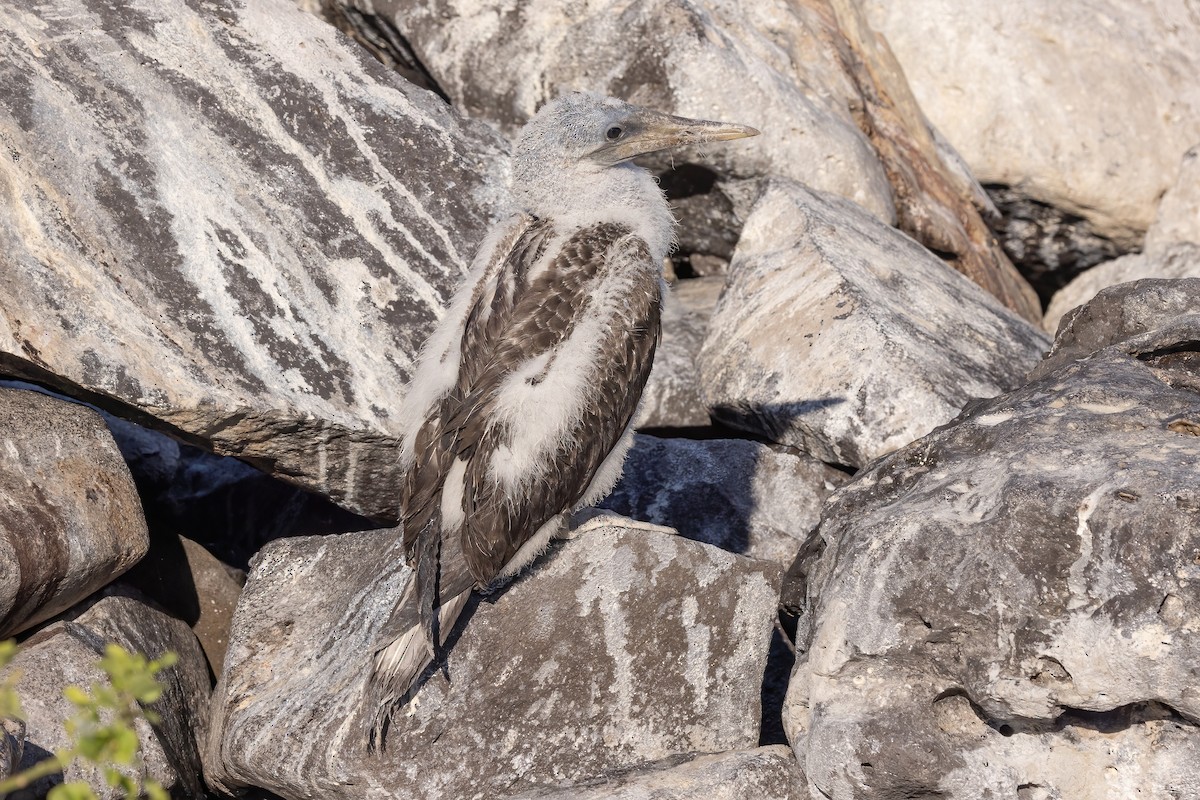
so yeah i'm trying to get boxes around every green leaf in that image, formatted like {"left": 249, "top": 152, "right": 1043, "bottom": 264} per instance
{"left": 47, "top": 781, "right": 99, "bottom": 800}
{"left": 0, "top": 686, "right": 23, "bottom": 721}
{"left": 109, "top": 726, "right": 139, "bottom": 765}
{"left": 0, "top": 639, "right": 17, "bottom": 669}
{"left": 144, "top": 779, "right": 170, "bottom": 800}
{"left": 63, "top": 685, "right": 91, "bottom": 707}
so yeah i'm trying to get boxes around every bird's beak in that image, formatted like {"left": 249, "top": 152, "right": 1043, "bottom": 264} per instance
{"left": 592, "top": 110, "right": 760, "bottom": 165}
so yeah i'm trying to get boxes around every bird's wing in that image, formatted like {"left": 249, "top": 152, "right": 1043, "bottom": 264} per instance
{"left": 449, "top": 221, "right": 663, "bottom": 582}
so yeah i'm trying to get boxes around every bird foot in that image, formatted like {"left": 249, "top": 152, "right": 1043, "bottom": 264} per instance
{"left": 405, "top": 696, "right": 421, "bottom": 717}
{"left": 564, "top": 508, "right": 677, "bottom": 539}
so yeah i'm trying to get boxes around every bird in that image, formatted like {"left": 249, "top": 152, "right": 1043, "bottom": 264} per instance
{"left": 365, "top": 91, "right": 758, "bottom": 747}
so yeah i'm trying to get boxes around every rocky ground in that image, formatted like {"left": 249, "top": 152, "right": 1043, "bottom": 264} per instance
{"left": 1, "top": 0, "right": 1197, "bottom": 798}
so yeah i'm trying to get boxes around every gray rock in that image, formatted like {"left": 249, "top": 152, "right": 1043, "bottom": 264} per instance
{"left": 1045, "top": 148, "right": 1200, "bottom": 332}
{"left": 5, "top": 591, "right": 211, "bottom": 798}
{"left": 0, "top": 388, "right": 148, "bottom": 638}
{"left": 1, "top": 718, "right": 23, "bottom": 782}
{"left": 637, "top": 278, "right": 724, "bottom": 430}
{"left": 600, "top": 435, "right": 846, "bottom": 565}
{"left": 864, "top": 0, "right": 1200, "bottom": 244}
{"left": 0, "top": 0, "right": 509, "bottom": 520}
{"left": 784, "top": 284, "right": 1200, "bottom": 799}
{"left": 508, "top": 746, "right": 806, "bottom": 800}
{"left": 205, "top": 523, "right": 780, "bottom": 799}
{"left": 699, "top": 179, "right": 1049, "bottom": 468}
{"left": 1044, "top": 244, "right": 1200, "bottom": 334}
{"left": 1038, "top": 278, "right": 1200, "bottom": 375}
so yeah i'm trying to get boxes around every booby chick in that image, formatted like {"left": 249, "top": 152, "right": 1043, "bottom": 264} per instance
{"left": 366, "top": 92, "right": 758, "bottom": 747}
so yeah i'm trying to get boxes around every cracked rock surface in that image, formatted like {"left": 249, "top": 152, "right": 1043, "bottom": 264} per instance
{"left": 784, "top": 279, "right": 1200, "bottom": 799}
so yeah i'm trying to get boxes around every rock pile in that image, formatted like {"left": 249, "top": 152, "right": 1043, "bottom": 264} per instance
{"left": 2, "top": 0, "right": 1196, "bottom": 798}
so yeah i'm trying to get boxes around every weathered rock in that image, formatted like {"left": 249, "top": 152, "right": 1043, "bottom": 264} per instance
{"left": 316, "top": 0, "right": 1040, "bottom": 320}
{"left": 122, "top": 534, "right": 246, "bottom": 677}
{"left": 1045, "top": 244, "right": 1200, "bottom": 334}
{"left": 1, "top": 718, "right": 22, "bottom": 782}
{"left": 637, "top": 278, "right": 724, "bottom": 430}
{"left": 205, "top": 523, "right": 780, "bottom": 799}
{"left": 1042, "top": 279, "right": 1200, "bottom": 372}
{"left": 0, "top": 0, "right": 509, "bottom": 520}
{"left": 508, "top": 746, "right": 805, "bottom": 800}
{"left": 6, "top": 591, "right": 210, "bottom": 798}
{"left": 700, "top": 179, "right": 1049, "bottom": 468}
{"left": 784, "top": 284, "right": 1200, "bottom": 799}
{"left": 0, "top": 388, "right": 148, "bottom": 638}
{"left": 600, "top": 435, "right": 846, "bottom": 565}
{"left": 864, "top": 0, "right": 1200, "bottom": 244}
{"left": 1045, "top": 148, "right": 1200, "bottom": 331}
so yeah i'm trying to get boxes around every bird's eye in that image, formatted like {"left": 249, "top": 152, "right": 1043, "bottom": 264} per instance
{"left": 606, "top": 126, "right": 624, "bottom": 141}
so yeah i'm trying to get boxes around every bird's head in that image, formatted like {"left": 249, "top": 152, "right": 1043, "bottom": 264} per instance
{"left": 513, "top": 92, "right": 759, "bottom": 173}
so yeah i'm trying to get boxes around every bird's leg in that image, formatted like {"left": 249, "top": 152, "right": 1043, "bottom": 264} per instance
{"left": 564, "top": 507, "right": 677, "bottom": 539}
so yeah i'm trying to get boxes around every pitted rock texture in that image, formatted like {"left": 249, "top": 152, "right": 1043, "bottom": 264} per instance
{"left": 5, "top": 591, "right": 210, "bottom": 798}
{"left": 0, "top": 388, "right": 148, "bottom": 638}
{"left": 700, "top": 179, "right": 1049, "bottom": 468}
{"left": 1046, "top": 148, "right": 1200, "bottom": 332}
{"left": 0, "top": 0, "right": 508, "bottom": 520}
{"left": 508, "top": 746, "right": 806, "bottom": 800}
{"left": 637, "top": 277, "right": 724, "bottom": 429}
{"left": 315, "top": 0, "right": 1042, "bottom": 320}
{"left": 864, "top": 0, "right": 1200, "bottom": 244}
{"left": 0, "top": 718, "right": 22, "bottom": 782}
{"left": 601, "top": 434, "right": 846, "bottom": 565}
{"left": 205, "top": 524, "right": 780, "bottom": 800}
{"left": 784, "top": 284, "right": 1200, "bottom": 799}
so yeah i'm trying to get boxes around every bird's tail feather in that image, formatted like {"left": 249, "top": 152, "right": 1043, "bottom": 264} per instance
{"left": 365, "top": 586, "right": 471, "bottom": 751}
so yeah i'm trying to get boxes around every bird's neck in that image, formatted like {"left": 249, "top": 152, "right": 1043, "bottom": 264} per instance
{"left": 511, "top": 162, "right": 675, "bottom": 262}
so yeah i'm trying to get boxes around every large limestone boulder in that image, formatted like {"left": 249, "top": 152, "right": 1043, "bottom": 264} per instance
{"left": 864, "top": 0, "right": 1200, "bottom": 245}
{"left": 0, "top": 0, "right": 509, "bottom": 520}
{"left": 314, "top": 0, "right": 1040, "bottom": 321}
{"left": 0, "top": 388, "right": 148, "bottom": 638}
{"left": 5, "top": 590, "right": 211, "bottom": 799}
{"left": 600, "top": 434, "right": 846, "bottom": 565}
{"left": 1045, "top": 147, "right": 1200, "bottom": 332}
{"left": 205, "top": 523, "right": 780, "bottom": 799}
{"left": 700, "top": 179, "right": 1049, "bottom": 468}
{"left": 784, "top": 280, "right": 1200, "bottom": 799}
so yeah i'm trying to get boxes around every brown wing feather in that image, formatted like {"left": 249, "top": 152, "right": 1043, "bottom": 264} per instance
{"left": 457, "top": 227, "right": 662, "bottom": 581}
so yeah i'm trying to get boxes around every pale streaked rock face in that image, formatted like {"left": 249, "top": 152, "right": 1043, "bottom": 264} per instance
{"left": 205, "top": 523, "right": 780, "bottom": 799}
{"left": 0, "top": 0, "right": 509, "bottom": 519}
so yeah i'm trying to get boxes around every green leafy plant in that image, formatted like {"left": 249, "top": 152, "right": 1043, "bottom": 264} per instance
{"left": 0, "top": 639, "right": 176, "bottom": 800}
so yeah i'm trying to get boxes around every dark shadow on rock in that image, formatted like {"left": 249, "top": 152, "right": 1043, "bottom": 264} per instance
{"left": 709, "top": 398, "right": 852, "bottom": 469}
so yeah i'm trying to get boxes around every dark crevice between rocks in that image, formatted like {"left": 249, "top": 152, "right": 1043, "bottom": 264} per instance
{"left": 759, "top": 617, "right": 795, "bottom": 746}
{"left": 655, "top": 164, "right": 741, "bottom": 279}
{"left": 318, "top": 2, "right": 450, "bottom": 103}
{"left": 1137, "top": 340, "right": 1200, "bottom": 394}
{"left": 983, "top": 183, "right": 1129, "bottom": 309}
